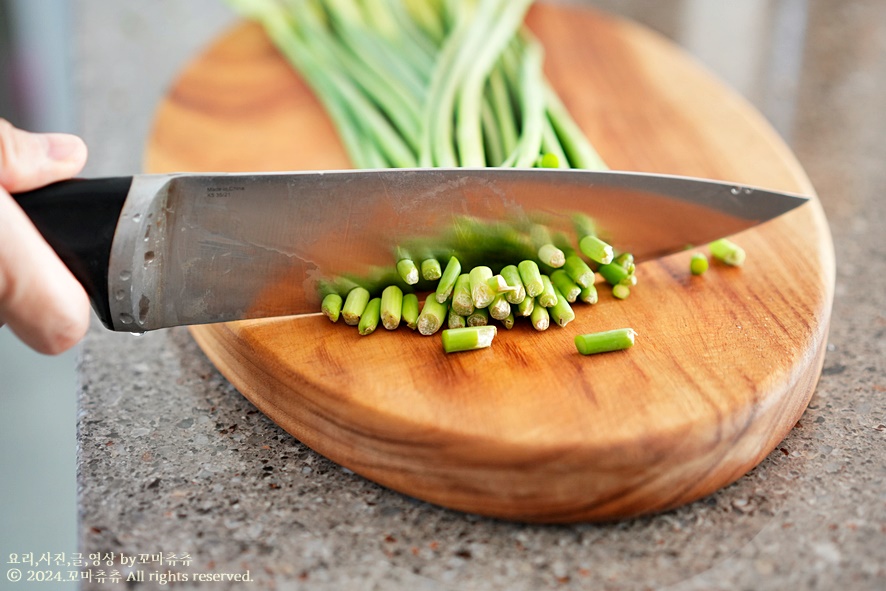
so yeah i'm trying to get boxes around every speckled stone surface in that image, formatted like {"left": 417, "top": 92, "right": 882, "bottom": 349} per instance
{"left": 74, "top": 1, "right": 884, "bottom": 590}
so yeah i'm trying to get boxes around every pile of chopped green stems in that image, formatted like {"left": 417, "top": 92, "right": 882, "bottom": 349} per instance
{"left": 228, "top": 0, "right": 743, "bottom": 354}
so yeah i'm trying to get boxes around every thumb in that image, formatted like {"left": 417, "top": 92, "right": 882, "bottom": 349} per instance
{"left": 0, "top": 118, "right": 88, "bottom": 193}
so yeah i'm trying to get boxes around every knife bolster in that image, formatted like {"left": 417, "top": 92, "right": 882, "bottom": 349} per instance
{"left": 12, "top": 177, "right": 133, "bottom": 330}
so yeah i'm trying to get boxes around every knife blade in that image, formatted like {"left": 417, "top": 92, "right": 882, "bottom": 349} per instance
{"left": 12, "top": 168, "right": 808, "bottom": 332}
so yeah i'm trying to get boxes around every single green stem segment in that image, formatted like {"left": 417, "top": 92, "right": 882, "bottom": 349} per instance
{"left": 537, "top": 243, "right": 565, "bottom": 268}
{"left": 448, "top": 308, "right": 467, "bottom": 329}
{"left": 517, "top": 295, "right": 535, "bottom": 317}
{"left": 579, "top": 235, "right": 614, "bottom": 264}
{"left": 469, "top": 266, "right": 496, "bottom": 308}
{"left": 487, "top": 274, "right": 514, "bottom": 294}
{"left": 518, "top": 260, "right": 544, "bottom": 297}
{"left": 598, "top": 261, "right": 631, "bottom": 286}
{"left": 530, "top": 304, "right": 549, "bottom": 331}
{"left": 612, "top": 284, "right": 631, "bottom": 300}
{"left": 321, "top": 293, "right": 343, "bottom": 322}
{"left": 536, "top": 153, "right": 559, "bottom": 168}
{"left": 358, "top": 297, "right": 381, "bottom": 335}
{"left": 421, "top": 258, "right": 443, "bottom": 281}
{"left": 417, "top": 297, "right": 448, "bottom": 336}
{"left": 402, "top": 293, "right": 420, "bottom": 330}
{"left": 563, "top": 254, "right": 595, "bottom": 289}
{"left": 435, "top": 256, "right": 462, "bottom": 303}
{"left": 614, "top": 252, "right": 635, "bottom": 272}
{"left": 467, "top": 307, "right": 489, "bottom": 327}
{"left": 550, "top": 269, "right": 580, "bottom": 303}
{"left": 709, "top": 238, "right": 746, "bottom": 266}
{"left": 574, "top": 328, "right": 636, "bottom": 355}
{"left": 538, "top": 275, "right": 558, "bottom": 307}
{"left": 451, "top": 273, "right": 475, "bottom": 316}
{"left": 397, "top": 258, "right": 420, "bottom": 285}
{"left": 501, "top": 311, "right": 515, "bottom": 330}
{"left": 441, "top": 326, "right": 497, "bottom": 353}
{"left": 690, "top": 252, "right": 709, "bottom": 275}
{"left": 342, "top": 286, "right": 371, "bottom": 326}
{"left": 489, "top": 293, "right": 511, "bottom": 321}
{"left": 530, "top": 224, "right": 565, "bottom": 268}
{"left": 500, "top": 264, "right": 526, "bottom": 304}
{"left": 549, "top": 287, "right": 575, "bottom": 327}
{"left": 579, "top": 284, "right": 598, "bottom": 304}
{"left": 381, "top": 285, "right": 403, "bottom": 330}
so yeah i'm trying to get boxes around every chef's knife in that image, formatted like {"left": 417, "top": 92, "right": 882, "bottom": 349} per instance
{"left": 12, "top": 168, "right": 808, "bottom": 332}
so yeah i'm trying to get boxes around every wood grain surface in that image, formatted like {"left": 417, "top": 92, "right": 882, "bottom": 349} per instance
{"left": 144, "top": 4, "right": 834, "bottom": 522}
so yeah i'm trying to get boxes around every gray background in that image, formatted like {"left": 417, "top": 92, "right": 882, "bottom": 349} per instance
{"left": 1, "top": 2, "right": 237, "bottom": 588}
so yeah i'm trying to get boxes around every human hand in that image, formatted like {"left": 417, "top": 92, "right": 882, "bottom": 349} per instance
{"left": 0, "top": 118, "right": 90, "bottom": 354}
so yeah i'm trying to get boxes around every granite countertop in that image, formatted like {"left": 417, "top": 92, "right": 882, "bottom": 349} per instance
{"left": 74, "top": 1, "right": 884, "bottom": 589}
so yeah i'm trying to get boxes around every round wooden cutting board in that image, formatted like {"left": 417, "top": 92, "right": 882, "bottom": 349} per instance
{"left": 145, "top": 4, "right": 834, "bottom": 522}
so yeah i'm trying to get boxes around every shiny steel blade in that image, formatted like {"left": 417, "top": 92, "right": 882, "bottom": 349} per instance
{"left": 107, "top": 168, "right": 808, "bottom": 331}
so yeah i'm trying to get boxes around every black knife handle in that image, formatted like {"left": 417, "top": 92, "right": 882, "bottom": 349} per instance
{"left": 11, "top": 177, "right": 134, "bottom": 329}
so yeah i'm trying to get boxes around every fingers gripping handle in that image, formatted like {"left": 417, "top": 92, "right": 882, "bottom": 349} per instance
{"left": 12, "top": 177, "right": 133, "bottom": 329}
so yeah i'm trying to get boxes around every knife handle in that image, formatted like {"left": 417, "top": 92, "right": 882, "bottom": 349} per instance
{"left": 11, "top": 177, "right": 134, "bottom": 330}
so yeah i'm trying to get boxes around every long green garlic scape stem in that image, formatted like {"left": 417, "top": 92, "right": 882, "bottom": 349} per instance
{"left": 455, "top": 0, "right": 534, "bottom": 166}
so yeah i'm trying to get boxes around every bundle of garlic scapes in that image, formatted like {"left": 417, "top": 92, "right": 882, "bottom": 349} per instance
{"left": 225, "top": 0, "right": 608, "bottom": 171}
